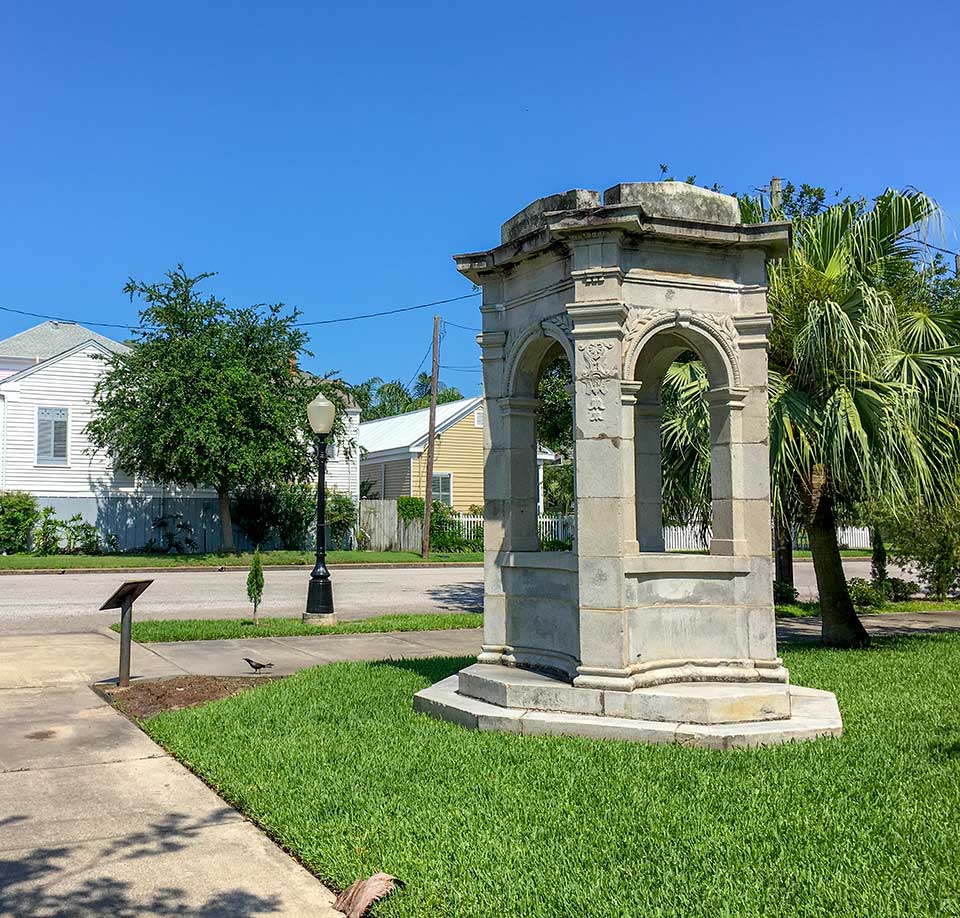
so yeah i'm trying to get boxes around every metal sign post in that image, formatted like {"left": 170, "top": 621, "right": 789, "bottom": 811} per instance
{"left": 100, "top": 580, "right": 153, "bottom": 687}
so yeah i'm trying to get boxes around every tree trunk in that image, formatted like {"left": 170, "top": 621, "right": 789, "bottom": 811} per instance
{"left": 807, "top": 495, "right": 870, "bottom": 647}
{"left": 774, "top": 517, "right": 794, "bottom": 588}
{"left": 218, "top": 490, "right": 236, "bottom": 553}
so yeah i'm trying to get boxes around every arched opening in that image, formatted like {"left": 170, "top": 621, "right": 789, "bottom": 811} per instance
{"left": 630, "top": 322, "right": 740, "bottom": 555}
{"left": 498, "top": 329, "right": 575, "bottom": 553}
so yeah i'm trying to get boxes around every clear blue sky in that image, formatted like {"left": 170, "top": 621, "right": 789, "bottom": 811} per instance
{"left": 2, "top": 0, "right": 957, "bottom": 396}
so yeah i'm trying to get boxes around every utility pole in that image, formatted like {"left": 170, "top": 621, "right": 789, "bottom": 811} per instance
{"left": 421, "top": 315, "right": 441, "bottom": 558}
{"left": 770, "top": 176, "right": 783, "bottom": 216}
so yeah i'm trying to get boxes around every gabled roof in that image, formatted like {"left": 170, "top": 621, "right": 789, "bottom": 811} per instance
{"left": 0, "top": 321, "right": 127, "bottom": 360}
{"left": 360, "top": 396, "right": 483, "bottom": 455}
{"left": 0, "top": 337, "right": 122, "bottom": 388}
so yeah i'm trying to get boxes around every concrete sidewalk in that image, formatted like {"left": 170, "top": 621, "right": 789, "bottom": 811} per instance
{"left": 139, "top": 626, "right": 483, "bottom": 677}
{"left": 0, "top": 632, "right": 340, "bottom": 917}
{"left": 133, "top": 611, "right": 960, "bottom": 679}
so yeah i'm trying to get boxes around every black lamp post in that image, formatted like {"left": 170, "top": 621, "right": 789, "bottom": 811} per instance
{"left": 304, "top": 392, "right": 336, "bottom": 622}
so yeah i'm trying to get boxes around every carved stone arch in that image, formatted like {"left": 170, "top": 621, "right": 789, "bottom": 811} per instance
{"left": 622, "top": 308, "right": 742, "bottom": 392}
{"left": 503, "top": 312, "right": 575, "bottom": 398}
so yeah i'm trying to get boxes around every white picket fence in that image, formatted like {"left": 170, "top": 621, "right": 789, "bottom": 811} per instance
{"left": 358, "top": 500, "right": 872, "bottom": 553}
{"left": 661, "top": 524, "right": 872, "bottom": 552}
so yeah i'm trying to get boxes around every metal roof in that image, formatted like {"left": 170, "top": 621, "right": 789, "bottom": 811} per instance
{"left": 0, "top": 321, "right": 128, "bottom": 359}
{"left": 359, "top": 396, "right": 483, "bottom": 455}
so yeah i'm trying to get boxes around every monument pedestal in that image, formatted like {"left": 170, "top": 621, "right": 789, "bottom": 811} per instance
{"left": 414, "top": 667, "right": 842, "bottom": 750}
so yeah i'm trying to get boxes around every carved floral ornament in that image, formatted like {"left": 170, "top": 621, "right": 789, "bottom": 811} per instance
{"left": 577, "top": 340, "right": 617, "bottom": 422}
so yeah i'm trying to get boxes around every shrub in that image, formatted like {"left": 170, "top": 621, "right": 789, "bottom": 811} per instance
{"left": 32, "top": 506, "right": 62, "bottom": 555}
{"left": 396, "top": 496, "right": 424, "bottom": 522}
{"left": 63, "top": 514, "right": 101, "bottom": 555}
{"left": 0, "top": 491, "right": 38, "bottom": 553}
{"left": 325, "top": 490, "right": 357, "bottom": 549}
{"left": 274, "top": 483, "right": 313, "bottom": 550}
{"left": 773, "top": 580, "right": 799, "bottom": 605}
{"left": 428, "top": 501, "right": 470, "bottom": 553}
{"left": 881, "top": 576, "right": 918, "bottom": 603}
{"left": 886, "top": 504, "right": 960, "bottom": 601}
{"left": 232, "top": 486, "right": 279, "bottom": 547}
{"left": 541, "top": 537, "right": 573, "bottom": 552}
{"left": 145, "top": 513, "right": 198, "bottom": 554}
{"left": 847, "top": 577, "right": 885, "bottom": 610}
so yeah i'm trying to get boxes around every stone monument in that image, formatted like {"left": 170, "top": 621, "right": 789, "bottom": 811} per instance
{"left": 414, "top": 182, "right": 842, "bottom": 749}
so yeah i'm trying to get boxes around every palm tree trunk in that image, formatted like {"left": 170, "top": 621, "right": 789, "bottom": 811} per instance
{"left": 807, "top": 495, "right": 870, "bottom": 647}
{"left": 218, "top": 489, "right": 236, "bottom": 553}
{"left": 774, "top": 517, "right": 794, "bottom": 588}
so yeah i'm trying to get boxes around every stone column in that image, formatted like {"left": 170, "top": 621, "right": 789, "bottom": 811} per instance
{"left": 568, "top": 303, "right": 631, "bottom": 690}
{"left": 619, "top": 381, "right": 642, "bottom": 555}
{"left": 633, "top": 393, "right": 665, "bottom": 552}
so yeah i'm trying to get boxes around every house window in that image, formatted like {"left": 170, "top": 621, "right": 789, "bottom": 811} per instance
{"left": 37, "top": 407, "right": 68, "bottom": 465}
{"left": 432, "top": 472, "right": 452, "bottom": 506}
{"left": 474, "top": 408, "right": 484, "bottom": 428}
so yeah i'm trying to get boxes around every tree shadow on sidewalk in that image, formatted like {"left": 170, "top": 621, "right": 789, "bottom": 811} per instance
{"left": 0, "top": 811, "right": 289, "bottom": 917}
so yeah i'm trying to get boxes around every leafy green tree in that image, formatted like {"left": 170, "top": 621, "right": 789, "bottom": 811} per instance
{"left": 247, "top": 547, "right": 264, "bottom": 625}
{"left": 88, "top": 267, "right": 347, "bottom": 552}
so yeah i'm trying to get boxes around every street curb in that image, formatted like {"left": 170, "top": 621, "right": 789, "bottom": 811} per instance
{"left": 0, "top": 561, "right": 485, "bottom": 576}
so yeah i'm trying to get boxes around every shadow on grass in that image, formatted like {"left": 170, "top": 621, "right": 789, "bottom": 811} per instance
{"left": 370, "top": 656, "right": 472, "bottom": 682}
{"left": 0, "top": 811, "right": 288, "bottom": 917}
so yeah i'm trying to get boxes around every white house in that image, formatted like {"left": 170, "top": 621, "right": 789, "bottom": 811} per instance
{"left": 0, "top": 321, "right": 360, "bottom": 551}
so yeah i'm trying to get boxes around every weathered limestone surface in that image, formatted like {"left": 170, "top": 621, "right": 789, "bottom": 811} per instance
{"left": 414, "top": 181, "right": 840, "bottom": 748}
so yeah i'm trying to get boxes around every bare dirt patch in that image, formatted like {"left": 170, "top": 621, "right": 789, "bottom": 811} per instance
{"left": 103, "top": 674, "right": 278, "bottom": 719}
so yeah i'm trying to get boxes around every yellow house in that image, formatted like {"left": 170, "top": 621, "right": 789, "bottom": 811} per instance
{"left": 359, "top": 396, "right": 552, "bottom": 513}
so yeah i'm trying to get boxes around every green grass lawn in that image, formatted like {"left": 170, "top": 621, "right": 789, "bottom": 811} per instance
{"left": 114, "top": 612, "right": 483, "bottom": 643}
{"left": 146, "top": 634, "right": 960, "bottom": 917}
{"left": 776, "top": 599, "right": 959, "bottom": 617}
{"left": 0, "top": 549, "right": 483, "bottom": 571}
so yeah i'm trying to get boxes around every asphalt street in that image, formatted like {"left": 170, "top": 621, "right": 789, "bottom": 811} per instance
{"left": 0, "top": 558, "right": 906, "bottom": 635}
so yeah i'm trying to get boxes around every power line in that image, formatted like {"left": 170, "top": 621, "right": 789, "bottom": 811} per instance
{"left": 0, "top": 303, "right": 140, "bottom": 330}
{"left": 443, "top": 319, "right": 482, "bottom": 332}
{"left": 294, "top": 292, "right": 479, "bottom": 327}
{"left": 0, "top": 291, "right": 482, "bottom": 334}
{"left": 405, "top": 340, "right": 435, "bottom": 390}
{"left": 441, "top": 364, "right": 483, "bottom": 373}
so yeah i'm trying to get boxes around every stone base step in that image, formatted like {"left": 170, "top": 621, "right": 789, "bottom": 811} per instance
{"left": 458, "top": 663, "right": 791, "bottom": 724}
{"left": 413, "top": 675, "right": 842, "bottom": 751}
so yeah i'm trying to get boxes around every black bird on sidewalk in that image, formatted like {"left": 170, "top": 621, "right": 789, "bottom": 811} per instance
{"left": 242, "top": 657, "right": 274, "bottom": 674}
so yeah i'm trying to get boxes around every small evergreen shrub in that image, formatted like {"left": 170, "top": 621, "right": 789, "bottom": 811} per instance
{"left": 247, "top": 547, "right": 264, "bottom": 625}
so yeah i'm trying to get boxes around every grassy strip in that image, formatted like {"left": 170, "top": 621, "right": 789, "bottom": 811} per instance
{"left": 114, "top": 612, "right": 483, "bottom": 643}
{"left": 0, "top": 549, "right": 483, "bottom": 571}
{"left": 776, "top": 599, "right": 959, "bottom": 617}
{"left": 146, "top": 634, "right": 960, "bottom": 917}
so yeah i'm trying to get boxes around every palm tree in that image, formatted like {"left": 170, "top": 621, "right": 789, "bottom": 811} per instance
{"left": 662, "top": 188, "right": 960, "bottom": 647}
